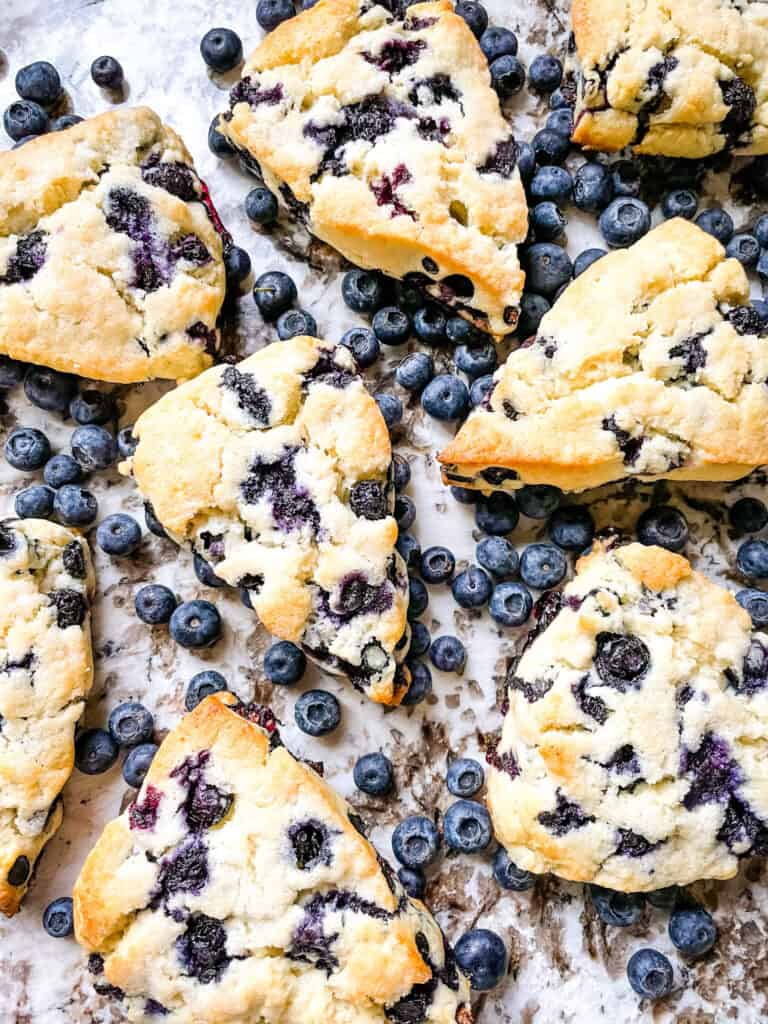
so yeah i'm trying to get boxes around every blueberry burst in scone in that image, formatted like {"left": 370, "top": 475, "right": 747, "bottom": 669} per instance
{"left": 124, "top": 335, "right": 410, "bottom": 705}
{"left": 0, "top": 107, "right": 226, "bottom": 383}
{"left": 218, "top": 0, "right": 527, "bottom": 337}
{"left": 0, "top": 518, "right": 94, "bottom": 916}
{"left": 74, "top": 693, "right": 472, "bottom": 1023}
{"left": 571, "top": 0, "right": 768, "bottom": 157}
{"left": 487, "top": 541, "right": 768, "bottom": 892}
{"left": 440, "top": 218, "right": 768, "bottom": 493}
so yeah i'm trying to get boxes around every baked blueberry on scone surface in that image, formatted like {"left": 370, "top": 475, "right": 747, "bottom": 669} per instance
{"left": 73, "top": 692, "right": 472, "bottom": 1023}
{"left": 0, "top": 518, "right": 94, "bottom": 916}
{"left": 440, "top": 218, "right": 768, "bottom": 493}
{"left": 0, "top": 107, "right": 226, "bottom": 383}
{"left": 218, "top": 0, "right": 527, "bottom": 336}
{"left": 487, "top": 540, "right": 768, "bottom": 892}
{"left": 124, "top": 335, "right": 410, "bottom": 705}
{"left": 571, "top": 0, "right": 768, "bottom": 157}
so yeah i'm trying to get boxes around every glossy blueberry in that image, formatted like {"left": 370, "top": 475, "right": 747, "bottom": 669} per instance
{"left": 429, "top": 635, "right": 466, "bottom": 673}
{"left": 737, "top": 538, "right": 768, "bottom": 578}
{"left": 519, "top": 543, "right": 567, "bottom": 589}
{"left": 421, "top": 374, "right": 469, "bottom": 420}
{"left": 758, "top": 248, "right": 768, "bottom": 280}
{"left": 185, "top": 670, "right": 228, "bottom": 711}
{"left": 451, "top": 566, "right": 492, "bottom": 608}
{"left": 42, "top": 897, "right": 74, "bottom": 938}
{"left": 123, "top": 743, "right": 158, "bottom": 788}
{"left": 108, "top": 701, "right": 154, "bottom": 748}
{"left": 264, "top": 640, "right": 306, "bottom": 685}
{"left": 475, "top": 492, "right": 519, "bottom": 535}
{"left": 420, "top": 545, "right": 456, "bottom": 584}
{"left": 294, "top": 689, "right": 341, "bottom": 736}
{"left": 200, "top": 27, "right": 243, "bottom": 72}
{"left": 3, "top": 100, "right": 48, "bottom": 141}
{"left": 589, "top": 885, "right": 643, "bottom": 926}
{"left": 529, "top": 165, "right": 572, "bottom": 203}
{"left": 169, "top": 600, "right": 222, "bottom": 648}
{"left": 626, "top": 948, "right": 674, "bottom": 1000}
{"left": 276, "top": 308, "right": 316, "bottom": 340}
{"left": 24, "top": 366, "right": 77, "bottom": 414}
{"left": 245, "top": 186, "right": 278, "bottom": 225}
{"left": 455, "top": 1, "right": 488, "bottom": 37}
{"left": 516, "top": 484, "right": 561, "bottom": 520}
{"left": 646, "top": 886, "right": 680, "bottom": 910}
{"left": 600, "top": 197, "right": 651, "bottom": 247}
{"left": 695, "top": 207, "right": 734, "bottom": 245}
{"left": 516, "top": 140, "right": 536, "bottom": 184}
{"left": 96, "top": 513, "right": 142, "bottom": 556}
{"left": 610, "top": 159, "right": 641, "bottom": 198}
{"left": 397, "top": 533, "right": 421, "bottom": 573}
{"left": 16, "top": 62, "right": 62, "bottom": 108}
{"left": 446, "top": 316, "right": 483, "bottom": 347}
{"left": 208, "top": 116, "right": 235, "bottom": 158}
{"left": 144, "top": 502, "right": 167, "bottom": 538}
{"left": 493, "top": 847, "right": 535, "bottom": 891}
{"left": 43, "top": 454, "right": 82, "bottom": 489}
{"left": 479, "top": 26, "right": 517, "bottom": 62}
{"left": 455, "top": 342, "right": 496, "bottom": 380}
{"left": 70, "top": 389, "right": 115, "bottom": 426}
{"left": 392, "top": 815, "right": 441, "bottom": 868}
{"left": 729, "top": 496, "right": 768, "bottom": 534}
{"left": 528, "top": 53, "right": 562, "bottom": 93}
{"left": 517, "top": 292, "right": 550, "bottom": 336}
{"left": 373, "top": 306, "right": 410, "bottom": 346}
{"left": 395, "top": 494, "right": 416, "bottom": 531}
{"left": 490, "top": 55, "right": 526, "bottom": 99}
{"left": 71, "top": 425, "right": 117, "bottom": 471}
{"left": 531, "top": 201, "right": 566, "bottom": 242}
{"left": 193, "top": 553, "right": 226, "bottom": 589}
{"left": 476, "top": 536, "right": 518, "bottom": 577}
{"left": 447, "top": 758, "right": 484, "bottom": 798}
{"left": 522, "top": 243, "right": 573, "bottom": 297}
{"left": 668, "top": 906, "right": 717, "bottom": 959}
{"left": 409, "top": 621, "right": 431, "bottom": 658}
{"left": 396, "top": 351, "right": 434, "bottom": 392}
{"left": 341, "top": 269, "right": 386, "bottom": 313}
{"left": 354, "top": 752, "right": 394, "bottom": 796}
{"left": 397, "top": 866, "right": 425, "bottom": 899}
{"left": 375, "top": 392, "right": 403, "bottom": 429}
{"left": 51, "top": 114, "right": 83, "bottom": 131}
{"left": 546, "top": 107, "right": 573, "bottom": 137}
{"left": 413, "top": 305, "right": 447, "bottom": 346}
{"left": 15, "top": 484, "right": 55, "bottom": 519}
{"left": 224, "top": 245, "right": 252, "bottom": 288}
{"left": 340, "top": 326, "right": 380, "bottom": 368}
{"left": 401, "top": 660, "right": 432, "bottom": 705}
{"left": 54, "top": 485, "right": 97, "bottom": 526}
{"left": 91, "top": 56, "right": 124, "bottom": 89}
{"left": 574, "top": 247, "right": 607, "bottom": 277}
{"left": 662, "top": 188, "right": 697, "bottom": 220}
{"left": 444, "top": 799, "right": 492, "bottom": 853}
{"left": 489, "top": 581, "right": 532, "bottom": 626}
{"left": 548, "top": 504, "right": 594, "bottom": 550}
{"left": 726, "top": 233, "right": 760, "bottom": 268}
{"left": 737, "top": 588, "right": 768, "bottom": 627}
{"left": 408, "top": 576, "right": 429, "bottom": 619}
{"left": 755, "top": 213, "right": 768, "bottom": 249}
{"left": 469, "top": 375, "right": 494, "bottom": 407}
{"left": 134, "top": 584, "right": 177, "bottom": 625}
{"left": 256, "top": 0, "right": 296, "bottom": 31}
{"left": 574, "top": 161, "right": 613, "bottom": 212}
{"left": 0, "top": 356, "right": 25, "bottom": 389}
{"left": 5, "top": 427, "right": 50, "bottom": 471}
{"left": 532, "top": 128, "right": 569, "bottom": 166}
{"left": 254, "top": 271, "right": 297, "bottom": 320}
{"left": 454, "top": 929, "right": 508, "bottom": 991}
{"left": 75, "top": 728, "right": 119, "bottom": 775}
{"left": 636, "top": 505, "right": 688, "bottom": 552}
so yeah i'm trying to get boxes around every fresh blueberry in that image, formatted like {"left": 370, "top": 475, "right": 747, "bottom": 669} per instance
{"left": 455, "top": 1, "right": 488, "bottom": 37}
{"left": 489, "top": 581, "right": 533, "bottom": 626}
{"left": 646, "top": 887, "right": 680, "bottom": 910}
{"left": 695, "top": 207, "right": 734, "bottom": 245}
{"left": 454, "top": 929, "right": 508, "bottom": 991}
{"left": 245, "top": 186, "right": 278, "bottom": 225}
{"left": 475, "top": 492, "right": 519, "bottom": 535}
{"left": 395, "top": 494, "right": 416, "bottom": 531}
{"left": 42, "top": 897, "right": 74, "bottom": 938}
{"left": 409, "top": 621, "right": 431, "bottom": 658}
{"left": 224, "top": 245, "right": 252, "bottom": 289}
{"left": 54, "top": 485, "right": 97, "bottom": 526}
{"left": 546, "top": 107, "right": 574, "bottom": 137}
{"left": 479, "top": 26, "right": 517, "bottom": 62}
{"left": 455, "top": 341, "right": 497, "bottom": 379}
{"left": 548, "top": 505, "right": 594, "bottom": 550}
{"left": 528, "top": 53, "right": 562, "bottom": 93}
{"left": 116, "top": 427, "right": 137, "bottom": 460}
{"left": 531, "top": 201, "right": 566, "bottom": 242}
{"left": 589, "top": 885, "right": 643, "bottom": 926}
{"left": 5, "top": 427, "right": 50, "bottom": 471}
{"left": 755, "top": 213, "right": 768, "bottom": 249}
{"left": 420, "top": 545, "right": 456, "bottom": 584}
{"left": 529, "top": 165, "right": 573, "bottom": 203}
{"left": 477, "top": 536, "right": 518, "bottom": 577}
{"left": 71, "top": 425, "right": 117, "bottom": 471}
{"left": 134, "top": 584, "right": 177, "bottom": 625}
{"left": 668, "top": 906, "right": 717, "bottom": 959}
{"left": 401, "top": 660, "right": 433, "bottom": 705}
{"left": 493, "top": 847, "right": 535, "bottom": 891}
{"left": 408, "top": 577, "right": 429, "bottom": 619}
{"left": 75, "top": 728, "right": 119, "bottom": 775}
{"left": 24, "top": 366, "right": 77, "bottom": 414}
{"left": 573, "top": 247, "right": 607, "bottom": 276}
{"left": 516, "top": 140, "right": 536, "bottom": 184}
{"left": 729, "top": 496, "right": 768, "bottom": 534}
{"left": 0, "top": 356, "right": 25, "bottom": 389}
{"left": 736, "top": 588, "right": 768, "bottom": 627}
{"left": 413, "top": 305, "right": 447, "bottom": 346}
{"left": 51, "top": 114, "right": 83, "bottom": 131}
{"left": 70, "top": 389, "right": 115, "bottom": 426}
{"left": 490, "top": 55, "right": 526, "bottom": 98}
{"left": 169, "top": 600, "right": 222, "bottom": 648}
{"left": 451, "top": 566, "right": 493, "bottom": 608}
{"left": 122, "top": 743, "right": 158, "bottom": 788}
{"left": 108, "top": 701, "right": 154, "bottom": 748}
{"left": 96, "top": 513, "right": 141, "bottom": 557}
{"left": 626, "top": 948, "right": 674, "bottom": 1000}
{"left": 516, "top": 484, "right": 561, "bottom": 519}
{"left": 469, "top": 375, "right": 494, "bottom": 407}
{"left": 193, "top": 553, "right": 227, "bottom": 588}
{"left": 758, "top": 248, "right": 768, "bottom": 280}
{"left": 444, "top": 799, "right": 492, "bottom": 853}
{"left": 256, "top": 0, "right": 296, "bottom": 32}
{"left": 294, "top": 689, "right": 341, "bottom": 736}
{"left": 208, "top": 116, "right": 235, "bottom": 158}
{"left": 397, "top": 532, "right": 421, "bottom": 569}
{"left": 254, "top": 271, "right": 297, "bottom": 320}
{"left": 610, "top": 159, "right": 640, "bottom": 198}
{"left": 737, "top": 538, "right": 768, "bottom": 578}
{"left": 3, "top": 100, "right": 48, "bottom": 141}
{"left": 549, "top": 86, "right": 573, "bottom": 109}
{"left": 373, "top": 306, "right": 411, "bottom": 346}
{"left": 662, "top": 188, "right": 697, "bottom": 220}
{"left": 397, "top": 867, "right": 426, "bottom": 899}
{"left": 532, "top": 128, "right": 569, "bottom": 166}
{"left": 43, "top": 454, "right": 82, "bottom": 488}
{"left": 200, "top": 27, "right": 243, "bottom": 72}
{"left": 392, "top": 815, "right": 441, "bottom": 868}
{"left": 636, "top": 505, "right": 688, "bottom": 552}
{"left": 185, "top": 670, "right": 228, "bottom": 711}
{"left": 522, "top": 243, "right": 573, "bottom": 297}
{"left": 144, "top": 502, "right": 167, "bottom": 538}
{"left": 276, "top": 308, "right": 317, "bottom": 340}
{"left": 421, "top": 374, "right": 469, "bottom": 420}
{"left": 574, "top": 161, "right": 613, "bottom": 212}
{"left": 447, "top": 758, "right": 484, "bottom": 798}
{"left": 392, "top": 453, "right": 410, "bottom": 491}
{"left": 396, "top": 352, "right": 434, "bottom": 391}
{"left": 91, "top": 56, "right": 124, "bottom": 89}
{"left": 15, "top": 484, "right": 55, "bottom": 520}
{"left": 429, "top": 635, "right": 466, "bottom": 673}
{"left": 264, "top": 641, "right": 306, "bottom": 685}
{"left": 375, "top": 392, "right": 403, "bottom": 429}
{"left": 446, "top": 316, "right": 483, "bottom": 347}
{"left": 450, "top": 486, "right": 477, "bottom": 504}
{"left": 340, "top": 326, "right": 380, "bottom": 368}
{"left": 519, "top": 543, "right": 567, "bottom": 589}
{"left": 517, "top": 292, "right": 550, "bottom": 336}
{"left": 726, "top": 233, "right": 760, "bottom": 268}
{"left": 353, "top": 752, "right": 394, "bottom": 796}
{"left": 600, "top": 197, "right": 651, "bottom": 247}
{"left": 341, "top": 269, "right": 386, "bottom": 313}
{"left": 15, "top": 62, "right": 62, "bottom": 108}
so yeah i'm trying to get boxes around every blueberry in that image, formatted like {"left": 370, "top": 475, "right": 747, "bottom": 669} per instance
{"left": 636, "top": 505, "right": 688, "bottom": 552}
{"left": 409, "top": 620, "right": 431, "bottom": 658}
{"left": 96, "top": 513, "right": 141, "bottom": 557}
{"left": 134, "top": 584, "right": 177, "bottom": 625}
{"left": 116, "top": 427, "right": 138, "bottom": 462}
{"left": 24, "top": 367, "right": 77, "bottom": 414}
{"left": 737, "top": 588, "right": 768, "bottom": 627}
{"left": 54, "top": 485, "right": 98, "bottom": 526}
{"left": 477, "top": 536, "right": 518, "bottom": 577}
{"left": 532, "top": 128, "right": 569, "bottom": 166}
{"left": 264, "top": 641, "right": 306, "bottom": 685}
{"left": 71, "top": 425, "right": 117, "bottom": 471}
{"left": 340, "top": 326, "right": 380, "bottom": 368}
{"left": 450, "top": 486, "right": 477, "bottom": 504}
{"left": 413, "top": 305, "right": 447, "bottom": 346}
{"left": 574, "top": 161, "right": 613, "bottom": 212}
{"left": 446, "top": 316, "right": 484, "bottom": 347}
{"left": 43, "top": 454, "right": 82, "bottom": 488}
{"left": 42, "top": 897, "right": 74, "bottom": 938}
{"left": 224, "top": 245, "right": 252, "bottom": 289}
{"left": 353, "top": 752, "right": 394, "bottom": 796}
{"left": 375, "top": 392, "right": 403, "bottom": 429}
{"left": 420, "top": 545, "right": 456, "bottom": 584}
{"left": 600, "top": 197, "right": 651, "bottom": 247}
{"left": 528, "top": 53, "right": 562, "bottom": 93}
{"left": 516, "top": 141, "right": 536, "bottom": 184}
{"left": 470, "top": 375, "right": 494, "bottom": 406}
{"left": 144, "top": 501, "right": 167, "bottom": 538}
{"left": 590, "top": 885, "right": 643, "bottom": 926}
{"left": 294, "top": 689, "right": 341, "bottom": 736}
{"left": 668, "top": 905, "right": 717, "bottom": 959}
{"left": 256, "top": 0, "right": 296, "bottom": 32}
{"left": 695, "top": 207, "right": 734, "bottom": 245}
{"left": 529, "top": 166, "right": 572, "bottom": 204}
{"left": 546, "top": 107, "right": 574, "bottom": 137}
{"left": 610, "top": 159, "right": 641, "bottom": 198}
{"left": 15, "top": 484, "right": 55, "bottom": 519}
{"left": 516, "top": 484, "right": 562, "bottom": 519}
{"left": 392, "top": 815, "right": 441, "bottom": 868}
{"left": 521, "top": 243, "right": 573, "bottom": 297}
{"left": 447, "top": 758, "right": 484, "bottom": 798}
{"left": 517, "top": 292, "right": 550, "bottom": 336}
{"left": 454, "top": 929, "right": 508, "bottom": 991}
{"left": 3, "top": 100, "right": 48, "bottom": 141}
{"left": 245, "top": 186, "right": 279, "bottom": 225}
{"left": 91, "top": 56, "right": 124, "bottom": 89}
{"left": 646, "top": 886, "right": 680, "bottom": 910}
{"left": 548, "top": 505, "right": 594, "bottom": 550}
{"left": 408, "top": 576, "right": 429, "bottom": 619}
{"left": 421, "top": 374, "right": 469, "bottom": 420}
{"left": 475, "top": 492, "right": 519, "bottom": 535}
{"left": 208, "top": 116, "right": 235, "bottom": 158}
{"left": 573, "top": 247, "right": 607, "bottom": 277}
{"left": 493, "top": 847, "right": 536, "bottom": 891}
{"left": 397, "top": 532, "right": 421, "bottom": 569}
{"left": 626, "top": 948, "right": 674, "bottom": 1000}
{"left": 726, "top": 233, "right": 760, "bottom": 267}
{"left": 755, "top": 213, "right": 768, "bottom": 248}
{"left": 169, "top": 600, "right": 222, "bottom": 648}
{"left": 444, "top": 799, "right": 492, "bottom": 853}
{"left": 194, "top": 553, "right": 227, "bottom": 588}
{"left": 401, "top": 660, "right": 433, "bottom": 705}
{"left": 0, "top": 356, "right": 25, "bottom": 389}
{"left": 455, "top": 1, "right": 488, "bottom": 38}
{"left": 108, "top": 701, "right": 154, "bottom": 748}
{"left": 51, "top": 114, "right": 83, "bottom": 131}
{"left": 395, "top": 494, "right": 416, "bottom": 531}
{"left": 489, "top": 581, "right": 533, "bottom": 626}
{"left": 373, "top": 306, "right": 411, "bottom": 346}
{"left": 200, "top": 27, "right": 243, "bottom": 72}
{"left": 451, "top": 566, "right": 492, "bottom": 608}
{"left": 392, "top": 453, "right": 410, "bottom": 491}
{"left": 490, "top": 55, "right": 526, "bottom": 99}
{"left": 455, "top": 342, "right": 497, "bottom": 380}
{"left": 341, "top": 269, "right": 386, "bottom": 314}
{"left": 737, "top": 538, "right": 768, "bottom": 578}
{"left": 479, "top": 27, "right": 517, "bottom": 62}
{"left": 531, "top": 201, "right": 566, "bottom": 242}
{"left": 397, "top": 866, "right": 426, "bottom": 899}
{"left": 253, "top": 271, "right": 297, "bottom": 320}
{"left": 519, "top": 543, "right": 567, "bottom": 589}
{"left": 70, "top": 389, "right": 115, "bottom": 426}
{"left": 396, "top": 352, "right": 434, "bottom": 391}
{"left": 662, "top": 188, "right": 697, "bottom": 220}
{"left": 276, "top": 308, "right": 317, "bottom": 340}
{"left": 185, "top": 670, "right": 228, "bottom": 711}
{"left": 15, "top": 62, "right": 62, "bottom": 108}
{"left": 122, "top": 743, "right": 158, "bottom": 788}
{"left": 5, "top": 427, "right": 50, "bottom": 471}
{"left": 429, "top": 635, "right": 466, "bottom": 673}
{"left": 729, "top": 496, "right": 768, "bottom": 534}
{"left": 75, "top": 728, "right": 119, "bottom": 775}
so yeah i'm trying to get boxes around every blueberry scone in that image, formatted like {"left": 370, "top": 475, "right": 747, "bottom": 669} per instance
{"left": 440, "top": 218, "right": 768, "bottom": 494}
{"left": 0, "top": 518, "right": 94, "bottom": 916}
{"left": 218, "top": 0, "right": 527, "bottom": 336}
{"left": 74, "top": 692, "right": 472, "bottom": 1023}
{"left": 0, "top": 107, "right": 226, "bottom": 383}
{"left": 571, "top": 0, "right": 768, "bottom": 157}
{"left": 487, "top": 540, "right": 768, "bottom": 892}
{"left": 123, "top": 335, "right": 410, "bottom": 705}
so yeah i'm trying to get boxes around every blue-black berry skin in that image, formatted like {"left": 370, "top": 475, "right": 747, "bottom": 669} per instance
{"left": 444, "top": 799, "right": 492, "bottom": 853}
{"left": 193, "top": 553, "right": 227, "bottom": 588}
{"left": 200, "top": 27, "right": 243, "bottom": 72}
{"left": 209, "top": 117, "right": 235, "bottom": 158}
{"left": 392, "top": 815, "right": 441, "bottom": 868}
{"left": 116, "top": 427, "right": 137, "bottom": 460}
{"left": 519, "top": 543, "right": 567, "bottom": 590}
{"left": 668, "top": 906, "right": 717, "bottom": 959}
{"left": 224, "top": 245, "right": 252, "bottom": 289}
{"left": 264, "top": 641, "right": 306, "bottom": 685}
{"left": 475, "top": 492, "right": 519, "bottom": 536}
{"left": 729, "top": 496, "right": 768, "bottom": 534}
{"left": 470, "top": 375, "right": 494, "bottom": 406}
{"left": 91, "top": 56, "right": 124, "bottom": 89}
{"left": 401, "top": 660, "right": 432, "bottom": 705}
{"left": 294, "top": 689, "right": 341, "bottom": 736}
{"left": 70, "top": 388, "right": 116, "bottom": 425}
{"left": 522, "top": 243, "right": 573, "bottom": 297}
{"left": 636, "top": 505, "right": 689, "bottom": 552}
{"left": 44, "top": 454, "right": 82, "bottom": 488}
{"left": 455, "top": 341, "right": 497, "bottom": 379}
{"left": 71, "top": 425, "right": 117, "bottom": 471}
{"left": 532, "top": 128, "right": 569, "bottom": 166}
{"left": 0, "top": 356, "right": 25, "bottom": 390}
{"left": 599, "top": 198, "right": 651, "bottom": 248}
{"left": 396, "top": 532, "right": 421, "bottom": 570}
{"left": 546, "top": 107, "right": 573, "bottom": 137}
{"left": 108, "top": 701, "right": 154, "bottom": 748}
{"left": 341, "top": 269, "right": 386, "bottom": 313}
{"left": 395, "top": 494, "right": 416, "bottom": 531}
{"left": 75, "top": 728, "right": 119, "bottom": 775}
{"left": 451, "top": 566, "right": 493, "bottom": 608}
{"left": 245, "top": 186, "right": 279, "bottom": 225}
{"left": 548, "top": 505, "right": 594, "bottom": 551}
{"left": 695, "top": 207, "right": 734, "bottom": 245}
{"left": 169, "top": 600, "right": 222, "bottom": 648}
{"left": 413, "top": 306, "right": 447, "bottom": 346}
{"left": 489, "top": 581, "right": 533, "bottom": 627}
{"left": 42, "top": 897, "right": 74, "bottom": 938}
{"left": 626, "top": 948, "right": 674, "bottom": 1000}
{"left": 134, "top": 584, "right": 177, "bottom": 625}
{"left": 493, "top": 847, "right": 536, "bottom": 891}
{"left": 477, "top": 536, "right": 519, "bottom": 577}
{"left": 662, "top": 189, "right": 697, "bottom": 220}
{"left": 122, "top": 743, "right": 158, "bottom": 788}
{"left": 340, "top": 327, "right": 380, "bottom": 368}
{"left": 51, "top": 114, "right": 83, "bottom": 131}
{"left": 396, "top": 352, "right": 434, "bottom": 392}
{"left": 455, "top": 1, "right": 488, "bottom": 38}
{"left": 429, "top": 635, "right": 466, "bottom": 674}
{"left": 96, "top": 514, "right": 142, "bottom": 557}
{"left": 372, "top": 307, "right": 411, "bottom": 346}
{"left": 479, "top": 27, "right": 517, "bottom": 63}
{"left": 4, "top": 100, "right": 48, "bottom": 141}
{"left": 253, "top": 271, "right": 297, "bottom": 320}
{"left": 516, "top": 484, "right": 562, "bottom": 519}
{"left": 517, "top": 292, "right": 551, "bottom": 336}
{"left": 589, "top": 885, "right": 643, "bottom": 927}
{"left": 573, "top": 247, "right": 607, "bottom": 277}
{"left": 421, "top": 374, "right": 469, "bottom": 420}
{"left": 397, "top": 866, "right": 426, "bottom": 899}
{"left": 531, "top": 201, "right": 566, "bottom": 242}
{"left": 454, "top": 929, "right": 508, "bottom": 991}
{"left": 185, "top": 670, "right": 228, "bottom": 711}
{"left": 54, "top": 485, "right": 98, "bottom": 526}
{"left": 276, "top": 308, "right": 317, "bottom": 340}
{"left": 726, "top": 233, "right": 760, "bottom": 268}
{"left": 408, "top": 577, "right": 429, "bottom": 620}
{"left": 489, "top": 55, "right": 526, "bottom": 99}
{"left": 573, "top": 162, "right": 613, "bottom": 212}
{"left": 409, "top": 621, "right": 431, "bottom": 658}
{"left": 420, "top": 545, "right": 456, "bottom": 584}
{"left": 256, "top": 0, "right": 296, "bottom": 32}
{"left": 15, "top": 484, "right": 54, "bottom": 519}
{"left": 737, "top": 538, "right": 768, "bottom": 578}
{"left": 446, "top": 758, "right": 484, "bottom": 798}
{"left": 528, "top": 54, "right": 563, "bottom": 93}
{"left": 375, "top": 392, "right": 403, "bottom": 429}
{"left": 353, "top": 752, "right": 394, "bottom": 796}
{"left": 16, "top": 62, "right": 62, "bottom": 108}
{"left": 736, "top": 588, "right": 768, "bottom": 627}
{"left": 5, "top": 427, "right": 51, "bottom": 471}
{"left": 529, "top": 166, "right": 572, "bottom": 204}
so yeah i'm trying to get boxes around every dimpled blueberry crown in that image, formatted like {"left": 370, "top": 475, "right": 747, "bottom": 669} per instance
{"left": 487, "top": 541, "right": 768, "bottom": 891}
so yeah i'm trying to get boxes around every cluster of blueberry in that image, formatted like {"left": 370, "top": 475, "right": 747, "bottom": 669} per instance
{"left": 731, "top": 496, "right": 768, "bottom": 627}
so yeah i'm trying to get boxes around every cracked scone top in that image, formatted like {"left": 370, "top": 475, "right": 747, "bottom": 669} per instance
{"left": 487, "top": 541, "right": 768, "bottom": 892}
{"left": 571, "top": 0, "right": 768, "bottom": 157}
{"left": 124, "top": 335, "right": 410, "bottom": 705}
{"left": 440, "top": 218, "right": 768, "bottom": 494}
{"left": 74, "top": 693, "right": 472, "bottom": 1024}
{"left": 0, "top": 518, "right": 94, "bottom": 916}
{"left": 0, "top": 107, "right": 226, "bottom": 383}
{"left": 218, "top": 0, "right": 527, "bottom": 336}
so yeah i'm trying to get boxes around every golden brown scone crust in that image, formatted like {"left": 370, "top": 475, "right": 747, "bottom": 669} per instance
{"left": 0, "top": 107, "right": 225, "bottom": 383}
{"left": 440, "top": 219, "right": 768, "bottom": 493}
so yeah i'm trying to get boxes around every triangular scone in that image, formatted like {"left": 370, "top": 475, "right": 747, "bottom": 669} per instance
{"left": 218, "top": 0, "right": 527, "bottom": 337}
{"left": 0, "top": 519, "right": 94, "bottom": 916}
{"left": 487, "top": 541, "right": 768, "bottom": 892}
{"left": 123, "top": 335, "right": 410, "bottom": 705}
{"left": 74, "top": 693, "right": 472, "bottom": 1023}
{"left": 0, "top": 107, "right": 226, "bottom": 383}
{"left": 440, "top": 218, "right": 768, "bottom": 493}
